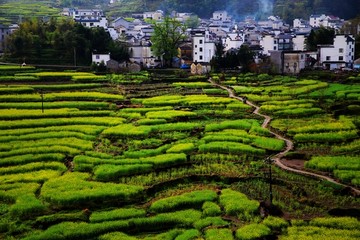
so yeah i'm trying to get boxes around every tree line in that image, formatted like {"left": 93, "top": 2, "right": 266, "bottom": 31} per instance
{"left": 4, "top": 18, "right": 129, "bottom": 66}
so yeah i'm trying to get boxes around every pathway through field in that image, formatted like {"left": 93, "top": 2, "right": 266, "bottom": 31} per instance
{"left": 209, "top": 79, "right": 360, "bottom": 195}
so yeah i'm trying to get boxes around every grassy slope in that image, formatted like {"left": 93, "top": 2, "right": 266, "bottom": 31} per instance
{"left": 1, "top": 0, "right": 359, "bottom": 25}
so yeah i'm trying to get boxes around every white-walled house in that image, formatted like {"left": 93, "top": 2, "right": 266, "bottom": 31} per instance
{"left": 191, "top": 29, "right": 215, "bottom": 63}
{"left": 293, "top": 19, "right": 308, "bottom": 28}
{"left": 309, "top": 14, "right": 344, "bottom": 30}
{"left": 63, "top": 8, "right": 103, "bottom": 18}
{"left": 75, "top": 16, "right": 108, "bottom": 28}
{"left": 292, "top": 35, "right": 306, "bottom": 51}
{"left": 92, "top": 53, "right": 111, "bottom": 65}
{"left": 309, "top": 14, "right": 327, "bottom": 28}
{"left": 222, "top": 32, "right": 244, "bottom": 51}
{"left": 143, "top": 10, "right": 163, "bottom": 21}
{"left": 129, "top": 42, "right": 156, "bottom": 67}
{"left": 319, "top": 35, "right": 355, "bottom": 70}
{"left": 261, "top": 34, "right": 293, "bottom": 55}
{"left": 212, "top": 11, "right": 230, "bottom": 21}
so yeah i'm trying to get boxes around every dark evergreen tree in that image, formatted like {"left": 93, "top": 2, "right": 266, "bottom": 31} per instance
{"left": 306, "top": 27, "right": 335, "bottom": 51}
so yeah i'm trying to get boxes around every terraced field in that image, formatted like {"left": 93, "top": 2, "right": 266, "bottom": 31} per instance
{"left": 0, "top": 68, "right": 359, "bottom": 239}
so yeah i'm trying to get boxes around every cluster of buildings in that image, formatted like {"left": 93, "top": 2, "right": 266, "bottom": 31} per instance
{"left": 1, "top": 7, "right": 359, "bottom": 73}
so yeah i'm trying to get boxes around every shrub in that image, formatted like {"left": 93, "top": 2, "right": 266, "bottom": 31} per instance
{"left": 90, "top": 208, "right": 146, "bottom": 223}
{"left": 40, "top": 172, "right": 144, "bottom": 207}
{"left": 131, "top": 210, "right": 202, "bottom": 231}
{"left": 94, "top": 164, "right": 153, "bottom": 181}
{"left": 235, "top": 223, "right": 271, "bottom": 240}
{"left": 0, "top": 170, "right": 63, "bottom": 184}
{"left": 0, "top": 162, "right": 66, "bottom": 175}
{"left": 146, "top": 110, "right": 197, "bottom": 120}
{"left": 166, "top": 143, "right": 195, "bottom": 153}
{"left": 98, "top": 232, "right": 137, "bottom": 240}
{"left": 205, "top": 228, "right": 234, "bottom": 240}
{"left": 0, "top": 153, "right": 65, "bottom": 167}
{"left": 219, "top": 189, "right": 259, "bottom": 220}
{"left": 35, "top": 211, "right": 88, "bottom": 227}
{"left": 309, "top": 217, "right": 360, "bottom": 230}
{"left": 102, "top": 124, "right": 153, "bottom": 138}
{"left": 136, "top": 118, "right": 167, "bottom": 125}
{"left": 0, "top": 117, "right": 125, "bottom": 130}
{"left": 124, "top": 145, "right": 170, "bottom": 158}
{"left": 9, "top": 194, "right": 47, "bottom": 219}
{"left": 205, "top": 120, "right": 254, "bottom": 132}
{"left": 175, "top": 229, "right": 201, "bottom": 240}
{"left": 199, "top": 141, "right": 265, "bottom": 156}
{"left": 193, "top": 217, "right": 228, "bottom": 230}
{"left": 202, "top": 201, "right": 222, "bottom": 217}
{"left": 294, "top": 130, "right": 358, "bottom": 143}
{"left": 149, "top": 190, "right": 218, "bottom": 213}
{"left": 23, "top": 220, "right": 130, "bottom": 240}
{"left": 262, "top": 216, "right": 288, "bottom": 231}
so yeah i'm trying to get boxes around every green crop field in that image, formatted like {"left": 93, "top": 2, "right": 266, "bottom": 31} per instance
{"left": 0, "top": 69, "right": 359, "bottom": 239}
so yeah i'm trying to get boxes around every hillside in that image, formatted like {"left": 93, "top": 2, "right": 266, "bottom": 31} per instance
{"left": 1, "top": 0, "right": 359, "bottom": 24}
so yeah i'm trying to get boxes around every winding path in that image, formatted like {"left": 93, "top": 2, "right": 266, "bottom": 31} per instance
{"left": 209, "top": 79, "right": 360, "bottom": 196}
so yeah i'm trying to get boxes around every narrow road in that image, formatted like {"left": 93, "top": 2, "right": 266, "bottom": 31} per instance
{"left": 209, "top": 79, "right": 360, "bottom": 195}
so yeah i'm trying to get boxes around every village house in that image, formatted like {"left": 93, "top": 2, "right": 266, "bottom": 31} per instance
{"left": 62, "top": 8, "right": 103, "bottom": 18}
{"left": 292, "top": 35, "right": 306, "bottom": 51}
{"left": 261, "top": 33, "right": 294, "bottom": 56}
{"left": 128, "top": 40, "right": 156, "bottom": 68}
{"left": 269, "top": 50, "right": 309, "bottom": 74}
{"left": 0, "top": 24, "right": 17, "bottom": 54}
{"left": 222, "top": 32, "right": 245, "bottom": 51}
{"left": 92, "top": 52, "right": 111, "bottom": 65}
{"left": 112, "top": 17, "right": 134, "bottom": 34}
{"left": 62, "top": 8, "right": 108, "bottom": 28}
{"left": 318, "top": 35, "right": 355, "bottom": 70}
{"left": 191, "top": 29, "right": 216, "bottom": 63}
{"left": 212, "top": 11, "right": 231, "bottom": 21}
{"left": 309, "top": 14, "right": 344, "bottom": 30}
{"left": 75, "top": 16, "right": 108, "bottom": 28}
{"left": 143, "top": 10, "right": 163, "bottom": 21}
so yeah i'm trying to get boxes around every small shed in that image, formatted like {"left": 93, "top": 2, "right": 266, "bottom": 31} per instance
{"left": 92, "top": 52, "right": 111, "bottom": 65}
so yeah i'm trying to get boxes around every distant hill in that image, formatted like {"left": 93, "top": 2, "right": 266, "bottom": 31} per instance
{"left": 106, "top": 0, "right": 360, "bottom": 22}
{"left": 0, "top": 0, "right": 359, "bottom": 24}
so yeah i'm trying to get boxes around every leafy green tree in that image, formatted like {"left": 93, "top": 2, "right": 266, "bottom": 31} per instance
{"left": 185, "top": 15, "right": 200, "bottom": 29}
{"left": 5, "top": 18, "right": 128, "bottom": 65}
{"left": 151, "top": 17, "right": 187, "bottom": 67}
{"left": 306, "top": 27, "right": 335, "bottom": 51}
{"left": 210, "top": 41, "right": 225, "bottom": 71}
{"left": 237, "top": 45, "right": 255, "bottom": 72}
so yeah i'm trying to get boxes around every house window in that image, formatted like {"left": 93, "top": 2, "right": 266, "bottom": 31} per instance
{"left": 273, "top": 46, "right": 277, "bottom": 50}
{"left": 326, "top": 56, "right": 330, "bottom": 61}
{"left": 199, "top": 55, "right": 203, "bottom": 60}
{"left": 195, "top": 45, "right": 197, "bottom": 48}
{"left": 96, "top": 55, "right": 100, "bottom": 60}
{"left": 339, "top": 56, "right": 344, "bottom": 61}
{"left": 274, "top": 40, "right": 277, "bottom": 44}
{"left": 339, "top": 48, "right": 343, "bottom": 53}
{"left": 199, "top": 39, "right": 203, "bottom": 44}
{"left": 199, "top": 47, "right": 203, "bottom": 52}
